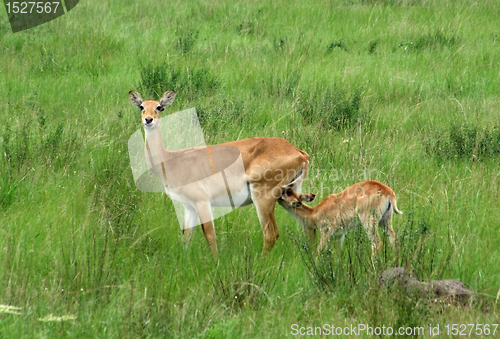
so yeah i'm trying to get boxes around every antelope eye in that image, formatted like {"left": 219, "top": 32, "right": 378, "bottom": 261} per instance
{"left": 156, "top": 105, "right": 164, "bottom": 111}
{"left": 139, "top": 104, "right": 144, "bottom": 110}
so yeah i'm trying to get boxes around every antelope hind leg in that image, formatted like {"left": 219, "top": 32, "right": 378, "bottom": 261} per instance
{"left": 252, "top": 186, "right": 279, "bottom": 254}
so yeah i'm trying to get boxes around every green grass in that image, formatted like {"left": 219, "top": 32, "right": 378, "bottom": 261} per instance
{"left": 1, "top": 0, "right": 500, "bottom": 337}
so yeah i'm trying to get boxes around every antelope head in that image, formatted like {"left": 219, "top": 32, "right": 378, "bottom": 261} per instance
{"left": 129, "top": 90, "right": 176, "bottom": 130}
{"left": 280, "top": 188, "right": 316, "bottom": 208}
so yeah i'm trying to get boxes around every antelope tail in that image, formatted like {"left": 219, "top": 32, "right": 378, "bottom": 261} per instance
{"left": 390, "top": 193, "right": 403, "bottom": 215}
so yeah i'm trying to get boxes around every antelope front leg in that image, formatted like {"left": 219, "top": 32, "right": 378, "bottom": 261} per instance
{"left": 182, "top": 205, "right": 198, "bottom": 247}
{"left": 304, "top": 225, "right": 317, "bottom": 251}
{"left": 195, "top": 202, "right": 218, "bottom": 258}
{"left": 201, "top": 221, "right": 218, "bottom": 258}
{"left": 182, "top": 228, "right": 195, "bottom": 246}
{"left": 317, "top": 226, "right": 334, "bottom": 254}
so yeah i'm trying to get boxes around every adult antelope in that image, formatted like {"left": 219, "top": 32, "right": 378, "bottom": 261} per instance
{"left": 278, "top": 180, "right": 402, "bottom": 255}
{"left": 129, "top": 90, "right": 310, "bottom": 256}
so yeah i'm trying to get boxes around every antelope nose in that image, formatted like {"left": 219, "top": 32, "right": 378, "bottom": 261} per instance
{"left": 145, "top": 118, "right": 153, "bottom": 125}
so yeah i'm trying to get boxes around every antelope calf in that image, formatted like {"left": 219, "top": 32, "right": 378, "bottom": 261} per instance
{"left": 279, "top": 180, "right": 402, "bottom": 254}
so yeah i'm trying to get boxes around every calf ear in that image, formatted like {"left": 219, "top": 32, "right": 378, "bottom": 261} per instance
{"left": 280, "top": 190, "right": 299, "bottom": 204}
{"left": 300, "top": 193, "right": 316, "bottom": 202}
{"left": 159, "top": 90, "right": 176, "bottom": 109}
{"left": 129, "top": 91, "right": 143, "bottom": 107}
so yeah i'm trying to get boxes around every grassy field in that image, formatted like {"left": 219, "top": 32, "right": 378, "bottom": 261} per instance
{"left": 1, "top": 0, "right": 500, "bottom": 337}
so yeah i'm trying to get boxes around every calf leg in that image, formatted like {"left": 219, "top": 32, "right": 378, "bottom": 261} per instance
{"left": 380, "top": 208, "right": 397, "bottom": 250}
{"left": 358, "top": 210, "right": 382, "bottom": 255}
{"left": 304, "top": 226, "right": 317, "bottom": 250}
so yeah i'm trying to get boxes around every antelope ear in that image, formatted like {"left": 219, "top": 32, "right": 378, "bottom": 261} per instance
{"left": 300, "top": 193, "right": 316, "bottom": 203}
{"left": 159, "top": 90, "right": 176, "bottom": 109}
{"left": 129, "top": 91, "right": 143, "bottom": 107}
